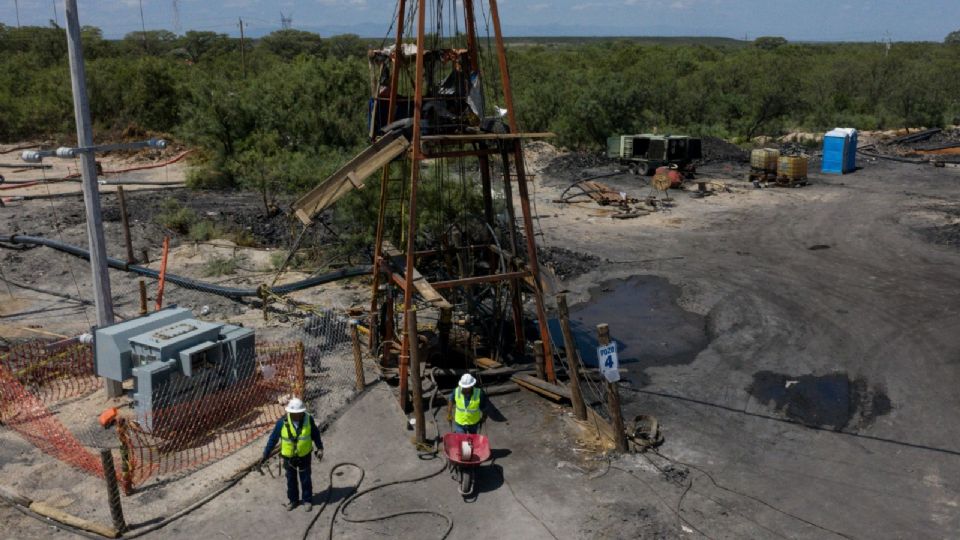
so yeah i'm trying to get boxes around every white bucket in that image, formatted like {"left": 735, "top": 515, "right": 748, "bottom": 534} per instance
{"left": 460, "top": 440, "right": 473, "bottom": 461}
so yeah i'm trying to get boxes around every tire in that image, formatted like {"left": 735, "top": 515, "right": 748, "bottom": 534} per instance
{"left": 637, "top": 161, "right": 652, "bottom": 176}
{"left": 460, "top": 468, "right": 474, "bottom": 495}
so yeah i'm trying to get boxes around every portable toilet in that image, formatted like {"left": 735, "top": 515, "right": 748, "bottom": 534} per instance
{"left": 842, "top": 128, "right": 858, "bottom": 171}
{"left": 822, "top": 128, "right": 856, "bottom": 174}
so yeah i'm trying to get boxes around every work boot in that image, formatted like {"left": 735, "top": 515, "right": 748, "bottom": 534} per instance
{"left": 284, "top": 501, "right": 298, "bottom": 511}
{"left": 303, "top": 502, "right": 313, "bottom": 512}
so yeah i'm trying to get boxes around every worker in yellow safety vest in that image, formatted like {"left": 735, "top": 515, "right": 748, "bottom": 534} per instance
{"left": 446, "top": 374, "right": 488, "bottom": 434}
{"left": 260, "top": 398, "right": 324, "bottom": 511}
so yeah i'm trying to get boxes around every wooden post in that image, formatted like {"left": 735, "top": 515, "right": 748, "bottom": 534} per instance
{"left": 597, "top": 323, "right": 628, "bottom": 452}
{"left": 137, "top": 279, "right": 147, "bottom": 316}
{"left": 295, "top": 341, "right": 305, "bottom": 399}
{"left": 117, "top": 186, "right": 135, "bottom": 265}
{"left": 99, "top": 449, "right": 126, "bottom": 533}
{"left": 368, "top": 312, "right": 380, "bottom": 359}
{"left": 533, "top": 339, "right": 546, "bottom": 380}
{"left": 351, "top": 322, "right": 365, "bottom": 392}
{"left": 558, "top": 294, "right": 587, "bottom": 421}
{"left": 406, "top": 309, "right": 426, "bottom": 445}
{"left": 259, "top": 284, "right": 269, "bottom": 322}
{"left": 115, "top": 420, "right": 132, "bottom": 495}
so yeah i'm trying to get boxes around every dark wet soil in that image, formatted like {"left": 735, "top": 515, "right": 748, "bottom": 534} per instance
{"left": 538, "top": 246, "right": 601, "bottom": 281}
{"left": 551, "top": 275, "right": 709, "bottom": 385}
{"left": 96, "top": 189, "right": 323, "bottom": 249}
{"left": 925, "top": 223, "right": 960, "bottom": 248}
{"left": 747, "top": 371, "right": 892, "bottom": 431}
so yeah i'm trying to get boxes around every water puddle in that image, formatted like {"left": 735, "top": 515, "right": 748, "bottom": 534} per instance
{"left": 549, "top": 275, "right": 709, "bottom": 385}
{"left": 747, "top": 371, "right": 892, "bottom": 430}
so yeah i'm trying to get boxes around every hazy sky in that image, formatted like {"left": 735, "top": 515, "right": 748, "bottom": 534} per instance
{"left": 4, "top": 0, "right": 959, "bottom": 42}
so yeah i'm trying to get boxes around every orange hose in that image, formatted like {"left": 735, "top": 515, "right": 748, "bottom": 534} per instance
{"left": 102, "top": 149, "right": 193, "bottom": 174}
{"left": 155, "top": 236, "right": 170, "bottom": 311}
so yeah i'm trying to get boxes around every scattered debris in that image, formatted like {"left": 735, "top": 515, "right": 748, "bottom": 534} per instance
{"left": 890, "top": 128, "right": 941, "bottom": 145}
{"left": 660, "top": 464, "right": 689, "bottom": 485}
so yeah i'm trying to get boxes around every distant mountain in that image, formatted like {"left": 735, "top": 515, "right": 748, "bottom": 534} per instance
{"left": 243, "top": 21, "right": 738, "bottom": 40}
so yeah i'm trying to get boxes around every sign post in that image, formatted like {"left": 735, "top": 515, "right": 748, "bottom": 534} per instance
{"left": 597, "top": 324, "right": 628, "bottom": 452}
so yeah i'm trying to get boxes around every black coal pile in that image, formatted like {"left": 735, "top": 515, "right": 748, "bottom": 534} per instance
{"left": 543, "top": 152, "right": 617, "bottom": 185}
{"left": 538, "top": 246, "right": 601, "bottom": 281}
{"left": 698, "top": 136, "right": 748, "bottom": 164}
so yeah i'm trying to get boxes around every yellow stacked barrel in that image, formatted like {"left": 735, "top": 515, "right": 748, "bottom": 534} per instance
{"left": 778, "top": 156, "right": 808, "bottom": 181}
{"left": 750, "top": 148, "right": 780, "bottom": 172}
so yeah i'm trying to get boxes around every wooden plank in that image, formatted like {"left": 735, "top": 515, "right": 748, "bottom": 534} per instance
{"left": 30, "top": 501, "right": 119, "bottom": 538}
{"left": 511, "top": 373, "right": 571, "bottom": 401}
{"left": 513, "top": 377, "right": 563, "bottom": 401}
{"left": 381, "top": 241, "right": 452, "bottom": 309}
{"left": 292, "top": 132, "right": 410, "bottom": 224}
{"left": 474, "top": 357, "right": 502, "bottom": 369}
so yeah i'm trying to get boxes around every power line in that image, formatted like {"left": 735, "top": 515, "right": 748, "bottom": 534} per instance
{"left": 281, "top": 11, "right": 293, "bottom": 30}
{"left": 172, "top": 0, "right": 181, "bottom": 32}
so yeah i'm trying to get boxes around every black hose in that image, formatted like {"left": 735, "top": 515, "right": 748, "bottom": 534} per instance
{"left": 300, "top": 461, "right": 451, "bottom": 540}
{"left": 0, "top": 234, "right": 370, "bottom": 299}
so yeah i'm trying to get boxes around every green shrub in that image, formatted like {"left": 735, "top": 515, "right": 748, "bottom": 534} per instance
{"left": 202, "top": 254, "right": 245, "bottom": 277}
{"left": 187, "top": 220, "right": 223, "bottom": 242}
{"left": 155, "top": 198, "right": 196, "bottom": 233}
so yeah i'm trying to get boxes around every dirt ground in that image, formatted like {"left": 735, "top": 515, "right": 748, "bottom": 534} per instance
{"left": 3, "top": 142, "right": 960, "bottom": 538}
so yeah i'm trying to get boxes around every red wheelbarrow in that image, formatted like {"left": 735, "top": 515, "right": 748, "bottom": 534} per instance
{"left": 442, "top": 432, "right": 491, "bottom": 496}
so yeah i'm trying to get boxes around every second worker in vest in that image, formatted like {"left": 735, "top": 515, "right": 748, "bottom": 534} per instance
{"left": 261, "top": 398, "right": 324, "bottom": 511}
{"left": 447, "top": 374, "right": 488, "bottom": 434}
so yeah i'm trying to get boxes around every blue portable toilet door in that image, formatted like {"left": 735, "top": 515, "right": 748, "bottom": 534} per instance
{"left": 821, "top": 130, "right": 849, "bottom": 175}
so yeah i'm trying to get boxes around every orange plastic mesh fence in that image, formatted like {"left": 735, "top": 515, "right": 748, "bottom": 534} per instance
{"left": 0, "top": 340, "right": 102, "bottom": 404}
{"left": 0, "top": 361, "right": 105, "bottom": 478}
{"left": 119, "top": 342, "right": 302, "bottom": 488}
{"left": 0, "top": 340, "right": 304, "bottom": 491}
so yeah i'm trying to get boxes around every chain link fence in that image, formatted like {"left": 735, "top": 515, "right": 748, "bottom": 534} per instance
{"left": 0, "top": 243, "right": 370, "bottom": 532}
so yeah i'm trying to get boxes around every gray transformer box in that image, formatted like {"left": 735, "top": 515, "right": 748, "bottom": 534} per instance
{"left": 94, "top": 309, "right": 256, "bottom": 433}
{"left": 94, "top": 307, "right": 193, "bottom": 382}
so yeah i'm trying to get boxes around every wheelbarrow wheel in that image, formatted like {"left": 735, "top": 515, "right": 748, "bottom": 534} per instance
{"left": 460, "top": 468, "right": 474, "bottom": 495}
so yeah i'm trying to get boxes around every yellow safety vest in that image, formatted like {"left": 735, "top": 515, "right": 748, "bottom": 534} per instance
{"left": 280, "top": 414, "right": 313, "bottom": 458}
{"left": 454, "top": 387, "right": 482, "bottom": 426}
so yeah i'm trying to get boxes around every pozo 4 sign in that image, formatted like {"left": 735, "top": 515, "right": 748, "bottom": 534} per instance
{"left": 597, "top": 342, "right": 619, "bottom": 383}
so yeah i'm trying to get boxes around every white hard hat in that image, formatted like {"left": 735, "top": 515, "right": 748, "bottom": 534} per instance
{"left": 285, "top": 398, "right": 307, "bottom": 414}
{"left": 459, "top": 374, "right": 477, "bottom": 388}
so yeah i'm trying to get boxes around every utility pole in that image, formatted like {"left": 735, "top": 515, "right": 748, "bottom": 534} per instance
{"left": 65, "top": 0, "right": 123, "bottom": 397}
{"left": 138, "top": 0, "right": 147, "bottom": 52}
{"left": 238, "top": 17, "right": 247, "bottom": 79}
{"left": 14, "top": 0, "right": 21, "bottom": 28}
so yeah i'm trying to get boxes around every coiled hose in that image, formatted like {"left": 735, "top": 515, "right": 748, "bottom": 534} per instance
{"left": 301, "top": 461, "right": 452, "bottom": 540}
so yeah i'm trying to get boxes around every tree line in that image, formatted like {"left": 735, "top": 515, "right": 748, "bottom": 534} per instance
{"left": 2, "top": 23, "right": 959, "bottom": 196}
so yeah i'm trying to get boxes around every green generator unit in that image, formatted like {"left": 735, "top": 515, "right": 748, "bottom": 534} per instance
{"left": 607, "top": 134, "right": 702, "bottom": 176}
